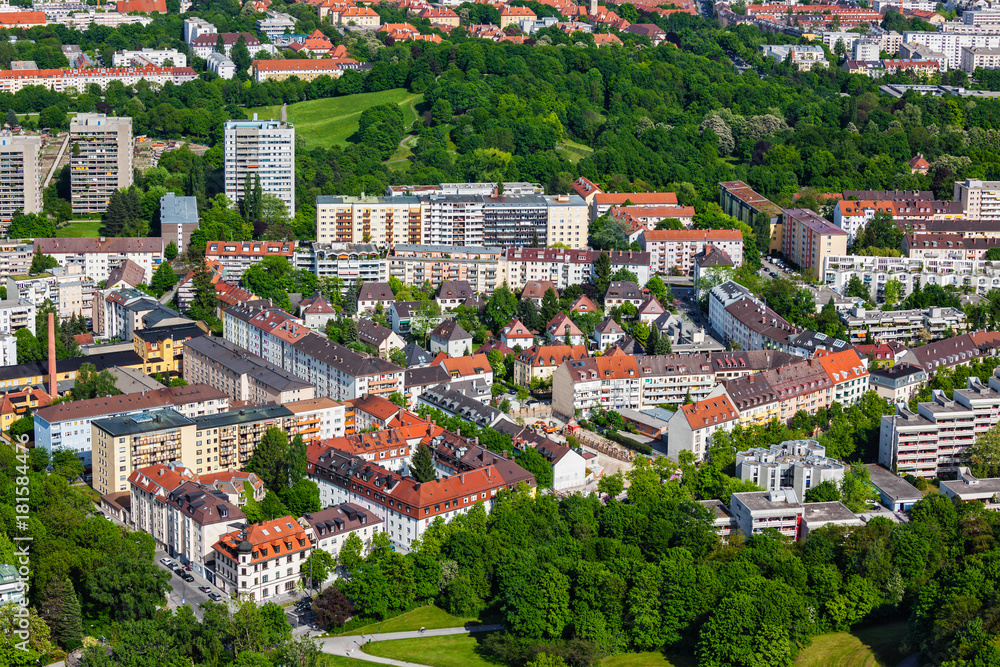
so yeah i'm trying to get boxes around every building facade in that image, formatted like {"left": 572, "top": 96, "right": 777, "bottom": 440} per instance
{"left": 224, "top": 119, "right": 295, "bottom": 217}
{"left": 69, "top": 113, "right": 133, "bottom": 214}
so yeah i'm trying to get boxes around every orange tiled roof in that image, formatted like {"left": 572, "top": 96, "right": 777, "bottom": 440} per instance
{"left": 594, "top": 192, "right": 678, "bottom": 206}
{"left": 441, "top": 353, "right": 492, "bottom": 378}
{"left": 0, "top": 11, "right": 45, "bottom": 25}
{"left": 214, "top": 516, "right": 311, "bottom": 564}
{"left": 682, "top": 395, "right": 739, "bottom": 430}
{"left": 642, "top": 229, "right": 743, "bottom": 242}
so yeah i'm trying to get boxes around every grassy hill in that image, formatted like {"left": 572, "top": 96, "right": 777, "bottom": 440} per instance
{"left": 246, "top": 89, "right": 421, "bottom": 150}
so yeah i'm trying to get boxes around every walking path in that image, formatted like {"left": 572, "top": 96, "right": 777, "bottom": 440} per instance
{"left": 318, "top": 624, "right": 503, "bottom": 666}
{"left": 43, "top": 132, "right": 69, "bottom": 188}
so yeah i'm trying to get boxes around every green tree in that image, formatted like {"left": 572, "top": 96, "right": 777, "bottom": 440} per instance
{"left": 312, "top": 586, "right": 354, "bottom": 628}
{"left": 516, "top": 447, "right": 553, "bottom": 488}
{"left": 231, "top": 36, "right": 252, "bottom": 79}
{"left": 288, "top": 434, "right": 307, "bottom": 486}
{"left": 339, "top": 532, "right": 365, "bottom": 574}
{"left": 30, "top": 250, "right": 58, "bottom": 273}
{"left": 247, "top": 426, "right": 290, "bottom": 493}
{"left": 73, "top": 363, "right": 120, "bottom": 400}
{"left": 411, "top": 443, "right": 437, "bottom": 482}
{"left": 595, "top": 252, "right": 612, "bottom": 299}
{"left": 540, "top": 287, "right": 560, "bottom": 325}
{"left": 87, "top": 544, "right": 171, "bottom": 622}
{"left": 804, "top": 479, "right": 841, "bottom": 503}
{"left": 967, "top": 422, "right": 1000, "bottom": 478}
{"left": 8, "top": 213, "right": 55, "bottom": 239}
{"left": 485, "top": 283, "right": 518, "bottom": 333}
{"left": 149, "top": 261, "right": 178, "bottom": 295}
{"left": 278, "top": 479, "right": 320, "bottom": 516}
{"left": 38, "top": 577, "right": 82, "bottom": 651}
{"left": 597, "top": 471, "right": 624, "bottom": 497}
{"left": 301, "top": 549, "right": 337, "bottom": 589}
{"left": 164, "top": 240, "right": 178, "bottom": 261}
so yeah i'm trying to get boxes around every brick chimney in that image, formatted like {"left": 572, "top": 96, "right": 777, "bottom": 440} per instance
{"left": 47, "top": 311, "right": 56, "bottom": 398}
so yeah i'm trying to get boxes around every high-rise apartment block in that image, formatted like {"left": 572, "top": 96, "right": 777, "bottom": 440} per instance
{"left": 0, "top": 133, "right": 41, "bottom": 230}
{"left": 954, "top": 179, "right": 1000, "bottom": 220}
{"left": 224, "top": 119, "right": 295, "bottom": 217}
{"left": 69, "top": 114, "right": 133, "bottom": 214}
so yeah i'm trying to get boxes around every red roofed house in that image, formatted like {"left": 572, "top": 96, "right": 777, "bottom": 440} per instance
{"left": 640, "top": 229, "right": 744, "bottom": 276}
{"left": 213, "top": 516, "right": 312, "bottom": 600}
{"left": 418, "top": 6, "right": 459, "bottom": 27}
{"left": 667, "top": 393, "right": 739, "bottom": 462}
{"left": 592, "top": 33, "right": 622, "bottom": 46}
{"left": 338, "top": 5, "right": 381, "bottom": 28}
{"left": 514, "top": 344, "right": 589, "bottom": 386}
{"left": 570, "top": 294, "right": 599, "bottom": 315}
{"left": 546, "top": 312, "right": 586, "bottom": 346}
{"left": 298, "top": 291, "right": 337, "bottom": 329}
{"left": 571, "top": 176, "right": 603, "bottom": 204}
{"left": 500, "top": 5, "right": 536, "bottom": 27}
{"left": 349, "top": 393, "right": 403, "bottom": 431}
{"left": 300, "top": 29, "right": 335, "bottom": 55}
{"left": 500, "top": 318, "right": 536, "bottom": 349}
{"left": 440, "top": 353, "right": 494, "bottom": 383}
{"left": 117, "top": 0, "right": 167, "bottom": 12}
{"left": 909, "top": 153, "right": 930, "bottom": 175}
{"left": 0, "top": 11, "right": 46, "bottom": 28}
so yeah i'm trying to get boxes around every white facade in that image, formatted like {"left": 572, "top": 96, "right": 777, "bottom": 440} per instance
{"left": 206, "top": 52, "right": 235, "bottom": 79}
{"left": 823, "top": 254, "right": 1000, "bottom": 301}
{"left": 113, "top": 49, "right": 187, "bottom": 68}
{"left": 0, "top": 133, "right": 41, "bottom": 228}
{"left": 184, "top": 17, "right": 217, "bottom": 43}
{"left": 902, "top": 31, "right": 1000, "bottom": 69}
{"left": 224, "top": 119, "right": 295, "bottom": 217}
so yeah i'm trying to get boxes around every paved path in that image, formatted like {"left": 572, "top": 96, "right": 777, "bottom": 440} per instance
{"left": 318, "top": 624, "right": 503, "bottom": 666}
{"left": 43, "top": 132, "right": 69, "bottom": 188}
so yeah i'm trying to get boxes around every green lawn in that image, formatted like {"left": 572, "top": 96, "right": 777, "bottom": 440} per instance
{"left": 246, "top": 89, "right": 422, "bottom": 150}
{"left": 56, "top": 219, "right": 102, "bottom": 238}
{"left": 322, "top": 656, "right": 383, "bottom": 667}
{"left": 794, "top": 621, "right": 909, "bottom": 667}
{"left": 362, "top": 633, "right": 499, "bottom": 667}
{"left": 600, "top": 652, "right": 696, "bottom": 667}
{"left": 335, "top": 605, "right": 477, "bottom": 637}
{"left": 559, "top": 138, "right": 594, "bottom": 163}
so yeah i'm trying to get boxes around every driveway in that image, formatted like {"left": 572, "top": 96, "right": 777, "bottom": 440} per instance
{"left": 319, "top": 625, "right": 503, "bottom": 666}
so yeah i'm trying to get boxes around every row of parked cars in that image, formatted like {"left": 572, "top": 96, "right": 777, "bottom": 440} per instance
{"left": 159, "top": 557, "right": 222, "bottom": 601}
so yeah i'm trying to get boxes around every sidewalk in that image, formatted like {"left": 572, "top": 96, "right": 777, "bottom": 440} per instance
{"left": 318, "top": 625, "right": 504, "bottom": 666}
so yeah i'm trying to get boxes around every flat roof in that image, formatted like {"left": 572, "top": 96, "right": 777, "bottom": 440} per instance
{"left": 93, "top": 408, "right": 194, "bottom": 437}
{"left": 866, "top": 464, "right": 923, "bottom": 501}
{"left": 802, "top": 501, "right": 860, "bottom": 524}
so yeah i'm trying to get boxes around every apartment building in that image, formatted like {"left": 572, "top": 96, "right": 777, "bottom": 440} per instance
{"left": 417, "top": 385, "right": 508, "bottom": 427}
{"left": 551, "top": 352, "right": 640, "bottom": 419}
{"left": 194, "top": 405, "right": 295, "bottom": 473}
{"left": 129, "top": 463, "right": 245, "bottom": 581}
{"left": 880, "top": 376, "right": 1000, "bottom": 477}
{"left": 69, "top": 114, "right": 133, "bottom": 214}
{"left": 500, "top": 247, "right": 651, "bottom": 290}
{"left": 736, "top": 439, "right": 845, "bottom": 499}
{"left": 182, "top": 335, "right": 316, "bottom": 404}
{"left": 389, "top": 245, "right": 503, "bottom": 295}
{"left": 223, "top": 302, "right": 405, "bottom": 400}
{"left": 940, "top": 467, "right": 1000, "bottom": 508}
{"left": 429, "top": 319, "right": 472, "bottom": 357}
{"left": 96, "top": 288, "right": 185, "bottom": 341}
{"left": 34, "top": 384, "right": 229, "bottom": 467}
{"left": 206, "top": 52, "right": 236, "bottom": 79}
{"left": 545, "top": 313, "right": 586, "bottom": 345}
{"left": 0, "top": 285, "right": 35, "bottom": 336}
{"left": 514, "top": 344, "right": 589, "bottom": 386}
{"left": 302, "top": 504, "right": 383, "bottom": 574}
{"left": 251, "top": 59, "right": 356, "bottom": 83}
{"left": 159, "top": 193, "right": 199, "bottom": 254}
{"left": 708, "top": 280, "right": 760, "bottom": 341}
{"left": 667, "top": 393, "right": 739, "bottom": 462}
{"left": 840, "top": 305, "right": 967, "bottom": 345}
{"left": 782, "top": 208, "right": 848, "bottom": 277}
{"left": 833, "top": 200, "right": 896, "bottom": 244}
{"left": 420, "top": 194, "right": 484, "bottom": 246}
{"left": 92, "top": 409, "right": 198, "bottom": 495}
{"left": 723, "top": 349, "right": 870, "bottom": 427}
{"left": 730, "top": 489, "right": 805, "bottom": 539}
{"left": 0, "top": 243, "right": 33, "bottom": 276}
{"left": 14, "top": 271, "right": 94, "bottom": 320}
{"left": 954, "top": 179, "right": 1000, "bottom": 219}
{"left": 284, "top": 397, "right": 347, "bottom": 444}
{"left": 0, "top": 67, "right": 196, "bottom": 95}
{"left": 35, "top": 237, "right": 162, "bottom": 284}
{"left": 357, "top": 318, "right": 405, "bottom": 357}
{"left": 591, "top": 191, "right": 678, "bottom": 220}
{"left": 315, "top": 195, "right": 422, "bottom": 248}
{"left": 545, "top": 194, "right": 588, "bottom": 248}
{"left": 293, "top": 242, "right": 387, "bottom": 284}
{"left": 721, "top": 298, "right": 798, "bottom": 352}
{"left": 903, "top": 234, "right": 1000, "bottom": 261}
{"left": 0, "top": 133, "right": 41, "bottom": 229}
{"left": 719, "top": 181, "right": 784, "bottom": 252}
{"left": 113, "top": 48, "right": 187, "bottom": 67}
{"left": 640, "top": 229, "right": 744, "bottom": 276}
{"left": 213, "top": 516, "right": 312, "bottom": 601}
{"left": 189, "top": 31, "right": 260, "bottom": 58}
{"left": 204, "top": 240, "right": 296, "bottom": 282}
{"left": 307, "top": 443, "right": 522, "bottom": 551}
{"left": 822, "top": 254, "right": 1000, "bottom": 300}
{"left": 224, "top": 119, "right": 295, "bottom": 217}
{"left": 869, "top": 364, "right": 927, "bottom": 406}
{"left": 901, "top": 32, "right": 1000, "bottom": 69}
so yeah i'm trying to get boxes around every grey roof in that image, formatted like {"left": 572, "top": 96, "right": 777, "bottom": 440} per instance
{"left": 594, "top": 317, "right": 624, "bottom": 335}
{"left": 605, "top": 281, "right": 643, "bottom": 300}
{"left": 404, "top": 365, "right": 450, "bottom": 388}
{"left": 390, "top": 301, "right": 424, "bottom": 318}
{"left": 419, "top": 384, "right": 506, "bottom": 427}
{"left": 303, "top": 502, "right": 383, "bottom": 539}
{"left": 357, "top": 318, "right": 395, "bottom": 347}
{"left": 291, "top": 334, "right": 404, "bottom": 377}
{"left": 358, "top": 282, "right": 395, "bottom": 302}
{"left": 430, "top": 319, "right": 471, "bottom": 342}
{"left": 165, "top": 481, "right": 244, "bottom": 526}
{"left": 93, "top": 408, "right": 194, "bottom": 437}
{"left": 183, "top": 336, "right": 313, "bottom": 392}
{"left": 437, "top": 280, "right": 475, "bottom": 300}
{"left": 618, "top": 407, "right": 671, "bottom": 429}
{"left": 802, "top": 501, "right": 861, "bottom": 525}
{"left": 392, "top": 244, "right": 505, "bottom": 254}
{"left": 696, "top": 246, "right": 734, "bottom": 268}
{"left": 160, "top": 193, "right": 199, "bottom": 225}
{"left": 134, "top": 323, "right": 206, "bottom": 344}
{"left": 866, "top": 464, "right": 923, "bottom": 502}
{"left": 403, "top": 342, "right": 434, "bottom": 367}
{"left": 191, "top": 404, "right": 294, "bottom": 430}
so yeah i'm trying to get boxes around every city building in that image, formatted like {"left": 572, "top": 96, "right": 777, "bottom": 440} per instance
{"left": 301, "top": 504, "right": 383, "bottom": 573}
{"left": 293, "top": 243, "right": 387, "bottom": 285}
{"left": 822, "top": 254, "right": 1000, "bottom": 300}
{"left": 940, "top": 467, "right": 1000, "bottom": 508}
{"left": 901, "top": 32, "right": 1000, "bottom": 70}
{"left": 182, "top": 335, "right": 316, "bottom": 405}
{"left": 251, "top": 59, "right": 359, "bottom": 83}
{"left": 132, "top": 322, "right": 207, "bottom": 377}
{"left": 390, "top": 245, "right": 503, "bottom": 295}
{"left": 719, "top": 181, "right": 783, "bottom": 252}
{"left": 356, "top": 281, "right": 395, "bottom": 313}
{"left": 0, "top": 133, "right": 41, "bottom": 229}
{"left": 552, "top": 352, "right": 640, "bottom": 419}
{"left": 0, "top": 66, "right": 196, "bottom": 95}
{"left": 190, "top": 31, "right": 261, "bottom": 58}
{"left": 284, "top": 397, "right": 347, "bottom": 444}
{"left": 736, "top": 440, "right": 845, "bottom": 499}
{"left": 417, "top": 384, "right": 508, "bottom": 427}
{"left": 315, "top": 195, "right": 422, "bottom": 248}
{"left": 429, "top": 319, "right": 472, "bottom": 357}
{"left": 212, "top": 516, "right": 312, "bottom": 601}
{"left": 667, "top": 393, "right": 739, "bottom": 462}
{"left": 69, "top": 114, "right": 133, "bottom": 214}
{"left": 206, "top": 52, "right": 236, "bottom": 79}
{"left": 436, "top": 280, "right": 475, "bottom": 310}
{"left": 159, "top": 193, "right": 199, "bottom": 254}
{"left": 113, "top": 48, "right": 187, "bottom": 67}
{"left": 730, "top": 489, "right": 804, "bottom": 539}
{"left": 514, "top": 344, "right": 588, "bottom": 387}
{"left": 298, "top": 292, "right": 337, "bottom": 330}
{"left": 869, "top": 364, "right": 928, "bottom": 405}
{"left": 204, "top": 241, "right": 296, "bottom": 282}
{"left": 866, "top": 463, "right": 923, "bottom": 511}
{"left": 357, "top": 318, "right": 405, "bottom": 357}
{"left": 224, "top": 119, "right": 295, "bottom": 217}
{"left": 782, "top": 208, "right": 848, "bottom": 277}
{"left": 879, "top": 375, "right": 1000, "bottom": 477}
{"left": 34, "top": 384, "right": 229, "bottom": 467}
{"left": 604, "top": 281, "right": 646, "bottom": 307}
{"left": 640, "top": 229, "right": 744, "bottom": 276}
{"left": 760, "top": 44, "right": 828, "bottom": 70}
{"left": 92, "top": 409, "right": 198, "bottom": 495}
{"left": 840, "top": 305, "right": 967, "bottom": 345}
{"left": 35, "top": 237, "right": 162, "bottom": 286}
{"left": 954, "top": 178, "right": 1000, "bottom": 219}
{"left": 897, "top": 330, "right": 1000, "bottom": 375}
{"left": 129, "top": 463, "right": 245, "bottom": 581}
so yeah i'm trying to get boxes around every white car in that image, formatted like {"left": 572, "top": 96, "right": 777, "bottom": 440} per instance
{"left": 159, "top": 558, "right": 170, "bottom": 565}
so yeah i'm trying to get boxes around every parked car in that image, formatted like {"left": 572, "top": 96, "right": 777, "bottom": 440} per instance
{"left": 159, "top": 558, "right": 171, "bottom": 565}
{"left": 174, "top": 568, "right": 185, "bottom": 577}
{"left": 208, "top": 592, "right": 222, "bottom": 601}
{"left": 182, "top": 574, "right": 194, "bottom": 583}
{"left": 198, "top": 586, "right": 211, "bottom": 593}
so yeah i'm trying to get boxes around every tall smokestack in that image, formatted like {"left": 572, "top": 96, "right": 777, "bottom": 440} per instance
{"left": 47, "top": 312, "right": 56, "bottom": 398}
